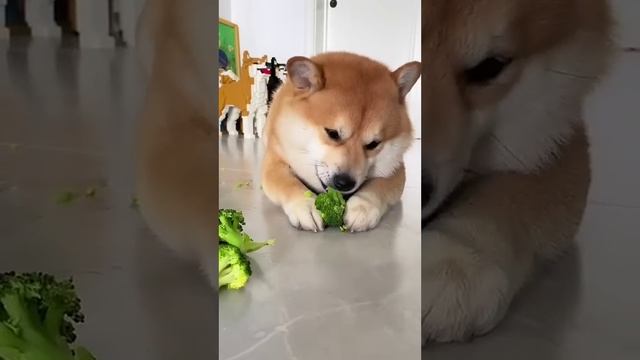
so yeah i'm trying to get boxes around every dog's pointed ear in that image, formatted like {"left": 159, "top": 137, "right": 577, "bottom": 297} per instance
{"left": 392, "top": 61, "right": 422, "bottom": 99}
{"left": 286, "top": 56, "right": 324, "bottom": 95}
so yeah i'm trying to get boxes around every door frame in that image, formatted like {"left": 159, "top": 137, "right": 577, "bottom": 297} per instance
{"left": 313, "top": 0, "right": 327, "bottom": 54}
{"left": 311, "top": 0, "right": 422, "bottom": 138}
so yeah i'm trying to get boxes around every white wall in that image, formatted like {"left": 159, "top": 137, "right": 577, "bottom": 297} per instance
{"left": 322, "top": 0, "right": 422, "bottom": 136}
{"left": 408, "top": 10, "right": 422, "bottom": 138}
{"left": 219, "top": 0, "right": 232, "bottom": 19}
{"left": 116, "top": 0, "right": 145, "bottom": 47}
{"left": 223, "top": 0, "right": 315, "bottom": 63}
{"left": 76, "top": 0, "right": 114, "bottom": 48}
{"left": 25, "top": 0, "right": 59, "bottom": 37}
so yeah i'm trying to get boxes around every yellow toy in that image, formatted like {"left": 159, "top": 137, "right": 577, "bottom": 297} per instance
{"left": 219, "top": 51, "right": 268, "bottom": 137}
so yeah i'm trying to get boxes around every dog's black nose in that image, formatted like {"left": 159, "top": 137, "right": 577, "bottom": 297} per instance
{"left": 422, "top": 177, "right": 434, "bottom": 206}
{"left": 332, "top": 173, "right": 356, "bottom": 192}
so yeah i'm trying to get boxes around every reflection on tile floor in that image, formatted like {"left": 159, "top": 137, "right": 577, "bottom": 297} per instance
{"left": 0, "top": 38, "right": 217, "bottom": 359}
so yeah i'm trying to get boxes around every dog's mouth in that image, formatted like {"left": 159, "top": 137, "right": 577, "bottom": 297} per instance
{"left": 315, "top": 164, "right": 331, "bottom": 191}
{"left": 319, "top": 179, "right": 360, "bottom": 196}
{"left": 315, "top": 165, "right": 361, "bottom": 198}
{"left": 422, "top": 186, "right": 460, "bottom": 228}
{"left": 318, "top": 177, "right": 329, "bottom": 191}
{"left": 422, "top": 169, "right": 479, "bottom": 228}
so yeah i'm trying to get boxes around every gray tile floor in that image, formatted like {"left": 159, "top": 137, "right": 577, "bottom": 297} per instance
{"left": 218, "top": 139, "right": 421, "bottom": 360}
{"left": 0, "top": 38, "right": 216, "bottom": 359}
{"left": 424, "top": 1, "right": 640, "bottom": 358}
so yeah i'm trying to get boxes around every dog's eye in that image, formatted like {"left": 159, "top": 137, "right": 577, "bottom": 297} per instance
{"left": 325, "top": 128, "right": 341, "bottom": 141}
{"left": 364, "top": 140, "right": 381, "bottom": 150}
{"left": 464, "top": 56, "right": 512, "bottom": 84}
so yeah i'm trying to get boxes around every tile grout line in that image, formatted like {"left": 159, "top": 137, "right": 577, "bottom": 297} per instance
{"left": 0, "top": 142, "right": 103, "bottom": 157}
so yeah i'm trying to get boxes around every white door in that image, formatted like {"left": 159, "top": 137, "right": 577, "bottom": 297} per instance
{"left": 318, "top": 0, "right": 422, "bottom": 137}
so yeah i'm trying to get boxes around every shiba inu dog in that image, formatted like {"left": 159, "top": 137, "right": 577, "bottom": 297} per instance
{"left": 421, "top": 0, "right": 613, "bottom": 343}
{"left": 261, "top": 53, "right": 421, "bottom": 232}
{"left": 135, "top": 0, "right": 218, "bottom": 286}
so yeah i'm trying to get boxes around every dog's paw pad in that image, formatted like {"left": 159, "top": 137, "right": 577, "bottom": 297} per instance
{"left": 344, "top": 195, "right": 382, "bottom": 232}
{"left": 284, "top": 197, "right": 324, "bottom": 232}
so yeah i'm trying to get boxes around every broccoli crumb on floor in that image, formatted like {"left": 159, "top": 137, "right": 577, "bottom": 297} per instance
{"left": 84, "top": 187, "right": 97, "bottom": 198}
{"left": 235, "top": 180, "right": 252, "bottom": 189}
{"left": 56, "top": 190, "right": 80, "bottom": 205}
{"left": 56, "top": 185, "right": 105, "bottom": 205}
{"left": 130, "top": 196, "right": 140, "bottom": 209}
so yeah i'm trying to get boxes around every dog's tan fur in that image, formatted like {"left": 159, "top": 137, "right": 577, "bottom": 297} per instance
{"left": 134, "top": 0, "right": 218, "bottom": 286}
{"left": 421, "top": 0, "right": 613, "bottom": 343}
{"left": 262, "top": 53, "right": 420, "bottom": 232}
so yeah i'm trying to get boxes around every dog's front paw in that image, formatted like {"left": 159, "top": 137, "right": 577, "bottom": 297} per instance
{"left": 422, "top": 230, "right": 512, "bottom": 344}
{"left": 283, "top": 197, "right": 324, "bottom": 232}
{"left": 344, "top": 194, "right": 383, "bottom": 232}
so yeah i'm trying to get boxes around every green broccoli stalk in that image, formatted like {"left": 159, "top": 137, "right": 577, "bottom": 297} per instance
{"left": 218, "top": 209, "right": 274, "bottom": 253}
{"left": 314, "top": 187, "right": 347, "bottom": 230}
{"left": 0, "top": 272, "right": 96, "bottom": 360}
{"left": 218, "top": 243, "right": 252, "bottom": 289}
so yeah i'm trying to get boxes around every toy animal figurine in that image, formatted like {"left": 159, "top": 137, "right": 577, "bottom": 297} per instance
{"left": 218, "top": 50, "right": 267, "bottom": 136}
{"left": 240, "top": 62, "right": 269, "bottom": 138}
{"left": 219, "top": 68, "right": 238, "bottom": 85}
{"left": 266, "top": 57, "right": 283, "bottom": 104}
{"left": 219, "top": 106, "right": 241, "bottom": 135}
{"left": 218, "top": 69, "right": 240, "bottom": 134}
{"left": 249, "top": 65, "right": 270, "bottom": 138}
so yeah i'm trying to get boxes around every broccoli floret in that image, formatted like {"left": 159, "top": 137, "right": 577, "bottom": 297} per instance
{"left": 218, "top": 244, "right": 252, "bottom": 290}
{"left": 314, "top": 187, "right": 346, "bottom": 229}
{"left": 218, "top": 209, "right": 245, "bottom": 233}
{"left": 217, "top": 209, "right": 275, "bottom": 290}
{"left": 0, "top": 272, "right": 96, "bottom": 360}
{"left": 218, "top": 243, "right": 243, "bottom": 274}
{"left": 218, "top": 209, "right": 274, "bottom": 253}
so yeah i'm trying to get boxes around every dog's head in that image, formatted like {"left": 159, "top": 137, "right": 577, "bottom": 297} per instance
{"left": 421, "top": 0, "right": 613, "bottom": 220}
{"left": 267, "top": 52, "right": 421, "bottom": 194}
{"left": 242, "top": 51, "right": 268, "bottom": 70}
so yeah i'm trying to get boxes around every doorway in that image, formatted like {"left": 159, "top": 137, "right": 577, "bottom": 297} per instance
{"left": 314, "top": 0, "right": 422, "bottom": 136}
